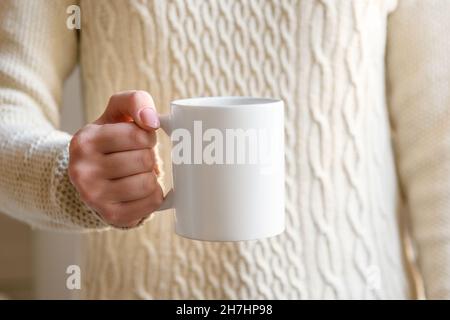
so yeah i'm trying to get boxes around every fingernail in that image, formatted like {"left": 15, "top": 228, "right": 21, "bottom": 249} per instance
{"left": 139, "top": 107, "right": 160, "bottom": 129}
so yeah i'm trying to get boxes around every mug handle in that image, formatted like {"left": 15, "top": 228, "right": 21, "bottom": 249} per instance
{"left": 157, "top": 114, "right": 174, "bottom": 211}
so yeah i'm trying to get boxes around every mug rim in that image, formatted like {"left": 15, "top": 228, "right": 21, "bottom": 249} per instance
{"left": 171, "top": 96, "right": 281, "bottom": 108}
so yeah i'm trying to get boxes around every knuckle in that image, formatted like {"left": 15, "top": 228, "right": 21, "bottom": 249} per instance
{"left": 129, "top": 90, "right": 152, "bottom": 105}
{"left": 68, "top": 163, "right": 92, "bottom": 186}
{"left": 67, "top": 162, "right": 81, "bottom": 183}
{"left": 69, "top": 134, "right": 83, "bottom": 157}
{"left": 128, "top": 91, "right": 141, "bottom": 106}
{"left": 70, "top": 126, "right": 97, "bottom": 155}
{"left": 108, "top": 92, "right": 125, "bottom": 106}
{"left": 68, "top": 161, "right": 98, "bottom": 187}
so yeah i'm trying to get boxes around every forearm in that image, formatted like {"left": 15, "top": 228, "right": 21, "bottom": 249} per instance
{"left": 0, "top": 0, "right": 107, "bottom": 231}
{"left": 0, "top": 95, "right": 108, "bottom": 231}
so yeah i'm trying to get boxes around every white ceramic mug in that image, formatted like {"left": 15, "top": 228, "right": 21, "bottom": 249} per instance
{"left": 157, "top": 96, "right": 285, "bottom": 241}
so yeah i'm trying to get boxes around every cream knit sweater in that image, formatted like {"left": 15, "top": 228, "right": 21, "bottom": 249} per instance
{"left": 0, "top": 0, "right": 449, "bottom": 299}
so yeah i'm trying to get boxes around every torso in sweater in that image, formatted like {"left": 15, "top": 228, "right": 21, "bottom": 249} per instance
{"left": 75, "top": 0, "right": 409, "bottom": 299}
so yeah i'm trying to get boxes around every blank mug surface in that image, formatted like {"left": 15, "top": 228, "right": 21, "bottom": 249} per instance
{"left": 159, "top": 96, "right": 285, "bottom": 241}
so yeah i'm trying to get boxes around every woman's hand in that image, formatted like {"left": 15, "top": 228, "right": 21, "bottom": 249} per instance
{"left": 68, "top": 90, "right": 163, "bottom": 228}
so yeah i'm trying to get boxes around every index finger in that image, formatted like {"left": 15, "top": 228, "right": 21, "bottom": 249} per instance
{"left": 95, "top": 122, "right": 157, "bottom": 154}
{"left": 95, "top": 90, "right": 160, "bottom": 131}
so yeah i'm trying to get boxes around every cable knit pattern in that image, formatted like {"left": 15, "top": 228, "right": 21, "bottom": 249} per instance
{"left": 1, "top": 0, "right": 449, "bottom": 299}
{"left": 78, "top": 0, "right": 409, "bottom": 299}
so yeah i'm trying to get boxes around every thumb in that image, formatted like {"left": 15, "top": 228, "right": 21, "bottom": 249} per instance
{"left": 95, "top": 90, "right": 160, "bottom": 130}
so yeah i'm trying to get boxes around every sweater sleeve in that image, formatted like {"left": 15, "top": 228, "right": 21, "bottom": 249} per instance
{"left": 387, "top": 0, "right": 450, "bottom": 299}
{"left": 0, "top": 0, "right": 107, "bottom": 231}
